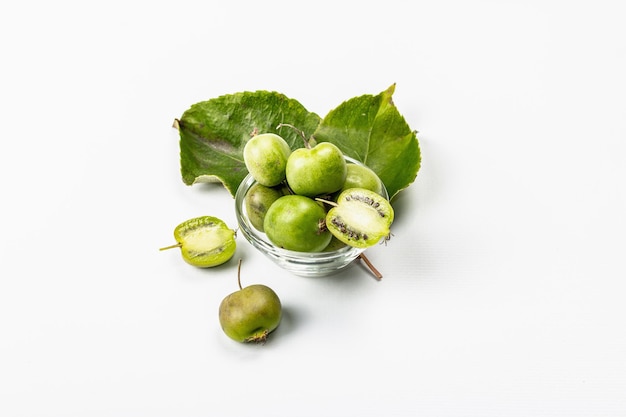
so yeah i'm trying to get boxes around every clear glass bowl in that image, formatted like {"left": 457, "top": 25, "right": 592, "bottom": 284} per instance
{"left": 234, "top": 157, "right": 389, "bottom": 277}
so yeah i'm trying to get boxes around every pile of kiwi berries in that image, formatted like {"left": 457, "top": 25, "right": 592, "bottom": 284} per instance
{"left": 243, "top": 124, "right": 394, "bottom": 253}
{"left": 160, "top": 124, "right": 395, "bottom": 344}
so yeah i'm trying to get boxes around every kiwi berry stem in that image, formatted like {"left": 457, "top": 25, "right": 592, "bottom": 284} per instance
{"left": 314, "top": 197, "right": 338, "bottom": 207}
{"left": 276, "top": 123, "right": 312, "bottom": 149}
{"left": 159, "top": 243, "right": 182, "bottom": 251}
{"left": 237, "top": 258, "right": 243, "bottom": 290}
{"left": 358, "top": 253, "right": 383, "bottom": 280}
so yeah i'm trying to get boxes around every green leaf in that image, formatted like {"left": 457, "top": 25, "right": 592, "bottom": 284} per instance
{"left": 312, "top": 84, "right": 421, "bottom": 200}
{"left": 176, "top": 90, "right": 321, "bottom": 197}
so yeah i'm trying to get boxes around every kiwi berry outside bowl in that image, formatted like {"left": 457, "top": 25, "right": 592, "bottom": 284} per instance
{"left": 234, "top": 157, "right": 389, "bottom": 277}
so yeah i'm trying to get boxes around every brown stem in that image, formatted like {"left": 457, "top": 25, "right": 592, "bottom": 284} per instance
{"left": 276, "top": 123, "right": 311, "bottom": 149}
{"left": 358, "top": 253, "right": 383, "bottom": 280}
{"left": 237, "top": 258, "right": 243, "bottom": 290}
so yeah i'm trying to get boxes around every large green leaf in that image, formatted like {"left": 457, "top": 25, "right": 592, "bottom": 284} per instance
{"left": 176, "top": 91, "right": 321, "bottom": 196}
{"left": 312, "top": 84, "right": 421, "bottom": 200}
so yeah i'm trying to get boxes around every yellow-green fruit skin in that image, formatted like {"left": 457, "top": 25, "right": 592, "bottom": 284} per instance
{"left": 173, "top": 216, "right": 236, "bottom": 267}
{"left": 322, "top": 236, "right": 348, "bottom": 252}
{"left": 219, "top": 285, "right": 282, "bottom": 343}
{"left": 243, "top": 133, "right": 291, "bottom": 187}
{"left": 285, "top": 142, "right": 347, "bottom": 197}
{"left": 244, "top": 183, "right": 284, "bottom": 232}
{"left": 263, "top": 195, "right": 332, "bottom": 252}
{"left": 340, "top": 164, "right": 384, "bottom": 196}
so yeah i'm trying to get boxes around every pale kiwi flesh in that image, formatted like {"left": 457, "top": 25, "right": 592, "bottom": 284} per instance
{"left": 326, "top": 188, "right": 393, "bottom": 248}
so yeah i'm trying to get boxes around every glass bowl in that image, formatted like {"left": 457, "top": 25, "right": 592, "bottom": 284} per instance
{"left": 234, "top": 157, "right": 389, "bottom": 277}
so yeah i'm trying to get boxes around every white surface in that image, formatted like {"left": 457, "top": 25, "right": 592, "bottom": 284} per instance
{"left": 1, "top": 1, "right": 625, "bottom": 416}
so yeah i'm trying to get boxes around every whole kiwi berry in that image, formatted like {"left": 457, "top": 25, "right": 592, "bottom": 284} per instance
{"left": 218, "top": 259, "right": 282, "bottom": 343}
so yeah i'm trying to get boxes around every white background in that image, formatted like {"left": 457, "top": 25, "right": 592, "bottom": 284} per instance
{"left": 1, "top": 1, "right": 625, "bottom": 416}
